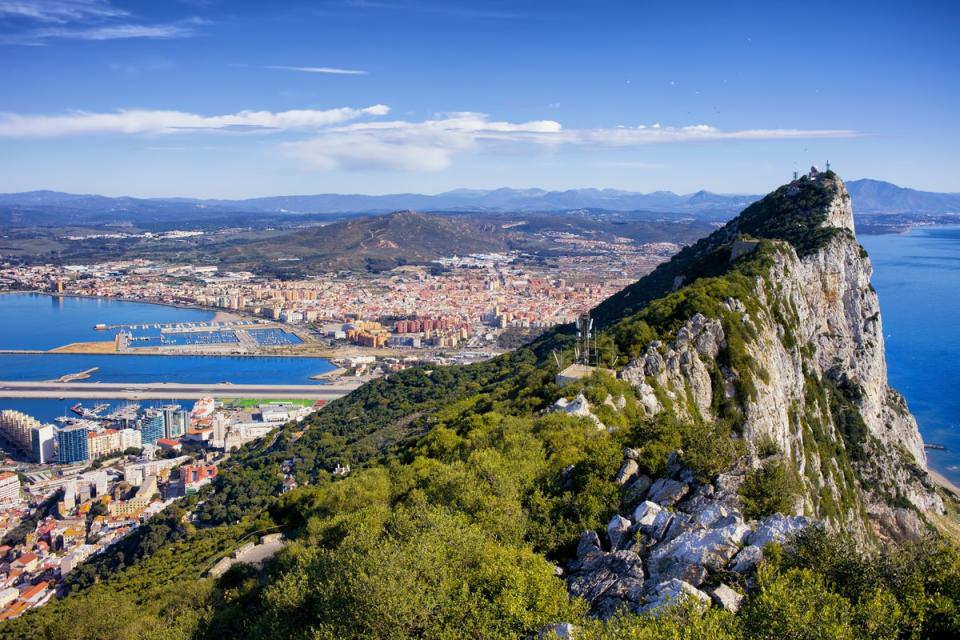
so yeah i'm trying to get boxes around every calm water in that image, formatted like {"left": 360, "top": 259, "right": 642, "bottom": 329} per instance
{"left": 0, "top": 293, "right": 215, "bottom": 350}
{"left": 0, "top": 293, "right": 333, "bottom": 423}
{"left": 861, "top": 227, "right": 960, "bottom": 485}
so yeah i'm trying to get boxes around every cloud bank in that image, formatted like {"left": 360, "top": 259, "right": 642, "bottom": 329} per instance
{"left": 0, "top": 105, "right": 391, "bottom": 136}
{"left": 0, "top": 104, "right": 857, "bottom": 171}
{"left": 285, "top": 112, "right": 856, "bottom": 171}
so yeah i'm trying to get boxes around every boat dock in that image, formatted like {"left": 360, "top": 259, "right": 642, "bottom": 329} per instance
{"left": 95, "top": 320, "right": 275, "bottom": 332}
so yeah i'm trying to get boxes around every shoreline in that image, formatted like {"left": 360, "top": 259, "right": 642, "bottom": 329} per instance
{"left": 929, "top": 467, "right": 960, "bottom": 496}
{"left": 0, "top": 291, "right": 413, "bottom": 360}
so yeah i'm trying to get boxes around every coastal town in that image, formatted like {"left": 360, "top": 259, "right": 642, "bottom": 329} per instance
{"left": 0, "top": 396, "right": 323, "bottom": 620}
{"left": 0, "top": 243, "right": 678, "bottom": 359}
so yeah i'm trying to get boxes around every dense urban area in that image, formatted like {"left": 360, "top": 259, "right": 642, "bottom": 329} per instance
{"left": 0, "top": 396, "right": 328, "bottom": 620}
{"left": 0, "top": 242, "right": 678, "bottom": 357}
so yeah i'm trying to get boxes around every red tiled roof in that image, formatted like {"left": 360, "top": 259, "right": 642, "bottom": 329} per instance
{"left": 19, "top": 581, "right": 47, "bottom": 600}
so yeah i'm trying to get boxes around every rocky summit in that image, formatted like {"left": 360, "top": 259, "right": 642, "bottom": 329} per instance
{"left": 561, "top": 168, "right": 944, "bottom": 617}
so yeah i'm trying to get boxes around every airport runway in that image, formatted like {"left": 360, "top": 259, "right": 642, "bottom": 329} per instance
{"left": 0, "top": 380, "right": 363, "bottom": 400}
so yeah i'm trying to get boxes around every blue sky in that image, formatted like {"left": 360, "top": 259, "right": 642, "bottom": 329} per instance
{"left": 0, "top": 0, "right": 957, "bottom": 198}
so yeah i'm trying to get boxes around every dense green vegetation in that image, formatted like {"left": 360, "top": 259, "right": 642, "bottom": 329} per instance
{"left": 6, "top": 173, "right": 960, "bottom": 638}
{"left": 740, "top": 461, "right": 802, "bottom": 520}
{"left": 9, "top": 358, "right": 946, "bottom": 638}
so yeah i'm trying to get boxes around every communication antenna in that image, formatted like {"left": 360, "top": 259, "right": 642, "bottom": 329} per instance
{"left": 576, "top": 312, "right": 595, "bottom": 367}
{"left": 825, "top": 160, "right": 831, "bottom": 172}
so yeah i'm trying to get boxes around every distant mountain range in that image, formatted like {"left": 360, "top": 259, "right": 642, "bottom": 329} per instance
{"left": 844, "top": 179, "right": 960, "bottom": 214}
{"left": 0, "top": 179, "right": 957, "bottom": 228}
{"left": 214, "top": 209, "right": 718, "bottom": 275}
{"left": 217, "top": 211, "right": 520, "bottom": 274}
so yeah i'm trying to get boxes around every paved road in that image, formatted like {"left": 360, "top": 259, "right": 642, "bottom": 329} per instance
{"left": 0, "top": 380, "right": 363, "bottom": 400}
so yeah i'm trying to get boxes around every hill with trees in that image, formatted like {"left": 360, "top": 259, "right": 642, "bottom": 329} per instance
{"left": 4, "top": 171, "right": 960, "bottom": 640}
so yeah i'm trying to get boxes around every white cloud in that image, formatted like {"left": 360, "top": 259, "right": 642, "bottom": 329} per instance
{"left": 0, "top": 1, "right": 206, "bottom": 44}
{"left": 285, "top": 112, "right": 564, "bottom": 171}
{"left": 251, "top": 64, "right": 369, "bottom": 76}
{"left": 0, "top": 104, "right": 856, "bottom": 172}
{"left": 20, "top": 20, "right": 202, "bottom": 42}
{"left": 0, "top": 105, "right": 391, "bottom": 137}
{"left": 285, "top": 112, "right": 855, "bottom": 172}
{"left": 0, "top": 0, "right": 126, "bottom": 23}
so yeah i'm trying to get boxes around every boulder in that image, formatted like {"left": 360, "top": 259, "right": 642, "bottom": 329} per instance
{"left": 647, "top": 478, "right": 690, "bottom": 506}
{"left": 607, "top": 515, "right": 632, "bottom": 550}
{"left": 639, "top": 579, "right": 710, "bottom": 614}
{"left": 695, "top": 502, "right": 732, "bottom": 528}
{"left": 653, "top": 561, "right": 709, "bottom": 587}
{"left": 632, "top": 501, "right": 662, "bottom": 527}
{"left": 649, "top": 522, "right": 751, "bottom": 573}
{"left": 748, "top": 514, "right": 811, "bottom": 548}
{"left": 729, "top": 545, "right": 763, "bottom": 573}
{"left": 576, "top": 530, "right": 602, "bottom": 560}
{"left": 714, "top": 472, "right": 746, "bottom": 495}
{"left": 644, "top": 509, "right": 674, "bottom": 542}
{"left": 637, "top": 382, "right": 662, "bottom": 415}
{"left": 622, "top": 474, "right": 652, "bottom": 506}
{"left": 567, "top": 550, "right": 645, "bottom": 614}
{"left": 550, "top": 393, "right": 606, "bottom": 430}
{"left": 615, "top": 458, "right": 640, "bottom": 486}
{"left": 661, "top": 511, "right": 696, "bottom": 543}
{"left": 707, "top": 583, "right": 744, "bottom": 613}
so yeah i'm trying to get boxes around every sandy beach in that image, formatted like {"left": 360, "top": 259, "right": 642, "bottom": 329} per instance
{"left": 929, "top": 467, "right": 960, "bottom": 495}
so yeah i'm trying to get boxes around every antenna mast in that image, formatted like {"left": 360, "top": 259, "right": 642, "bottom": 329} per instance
{"left": 576, "top": 312, "right": 594, "bottom": 367}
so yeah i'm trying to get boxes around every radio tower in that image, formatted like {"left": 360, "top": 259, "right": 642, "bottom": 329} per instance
{"left": 576, "top": 312, "right": 594, "bottom": 366}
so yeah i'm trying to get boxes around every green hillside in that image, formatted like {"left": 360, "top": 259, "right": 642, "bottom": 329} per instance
{"left": 6, "top": 173, "right": 960, "bottom": 639}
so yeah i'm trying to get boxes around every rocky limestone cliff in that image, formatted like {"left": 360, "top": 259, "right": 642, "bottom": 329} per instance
{"left": 566, "top": 171, "right": 945, "bottom": 618}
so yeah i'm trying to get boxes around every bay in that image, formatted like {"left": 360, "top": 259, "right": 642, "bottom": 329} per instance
{"left": 0, "top": 293, "right": 334, "bottom": 424}
{"left": 861, "top": 226, "right": 960, "bottom": 485}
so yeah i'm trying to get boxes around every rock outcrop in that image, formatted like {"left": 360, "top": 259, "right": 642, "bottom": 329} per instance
{"left": 566, "top": 449, "right": 817, "bottom": 618}
{"left": 616, "top": 172, "right": 941, "bottom": 539}
{"left": 565, "top": 172, "right": 945, "bottom": 619}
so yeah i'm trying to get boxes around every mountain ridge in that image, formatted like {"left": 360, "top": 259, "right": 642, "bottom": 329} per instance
{"left": 2, "top": 179, "right": 957, "bottom": 231}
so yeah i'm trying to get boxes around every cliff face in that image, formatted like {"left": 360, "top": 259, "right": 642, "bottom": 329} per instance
{"left": 573, "top": 171, "right": 943, "bottom": 617}
{"left": 620, "top": 172, "right": 941, "bottom": 536}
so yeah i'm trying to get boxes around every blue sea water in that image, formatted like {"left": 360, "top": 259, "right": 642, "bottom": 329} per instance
{"left": 0, "top": 353, "right": 333, "bottom": 384}
{"left": 0, "top": 293, "right": 334, "bottom": 423}
{"left": 861, "top": 226, "right": 960, "bottom": 485}
{"left": 0, "top": 293, "right": 215, "bottom": 350}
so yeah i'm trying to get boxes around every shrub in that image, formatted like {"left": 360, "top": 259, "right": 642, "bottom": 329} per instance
{"left": 740, "top": 461, "right": 800, "bottom": 520}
